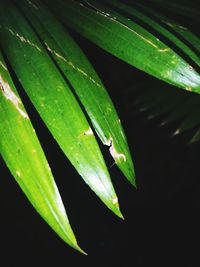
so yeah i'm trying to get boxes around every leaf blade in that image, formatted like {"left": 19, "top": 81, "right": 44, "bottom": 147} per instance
{"left": 0, "top": 0, "right": 123, "bottom": 218}
{"left": 0, "top": 51, "right": 84, "bottom": 252}
{"left": 105, "top": 0, "right": 200, "bottom": 69}
{"left": 46, "top": 0, "right": 200, "bottom": 93}
{"left": 16, "top": 0, "right": 135, "bottom": 185}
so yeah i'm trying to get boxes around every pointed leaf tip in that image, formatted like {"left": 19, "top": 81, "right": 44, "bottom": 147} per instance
{"left": 111, "top": 197, "right": 124, "bottom": 219}
{"left": 73, "top": 244, "right": 88, "bottom": 255}
{"left": 0, "top": 49, "right": 82, "bottom": 252}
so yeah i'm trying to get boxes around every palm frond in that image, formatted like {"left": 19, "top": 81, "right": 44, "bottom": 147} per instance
{"left": 46, "top": 0, "right": 200, "bottom": 92}
{"left": 16, "top": 0, "right": 135, "bottom": 185}
{"left": 110, "top": 0, "right": 200, "bottom": 68}
{"left": 0, "top": 0, "right": 200, "bottom": 253}
{"left": 0, "top": 50, "right": 84, "bottom": 253}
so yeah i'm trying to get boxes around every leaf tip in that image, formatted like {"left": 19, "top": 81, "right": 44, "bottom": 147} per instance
{"left": 71, "top": 242, "right": 88, "bottom": 255}
{"left": 110, "top": 196, "right": 124, "bottom": 219}
{"left": 121, "top": 165, "right": 137, "bottom": 188}
{"left": 115, "top": 208, "right": 124, "bottom": 220}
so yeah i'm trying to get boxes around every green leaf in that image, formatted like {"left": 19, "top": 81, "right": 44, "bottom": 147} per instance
{"left": 0, "top": 51, "right": 84, "bottom": 253}
{"left": 16, "top": 0, "right": 135, "bottom": 185}
{"left": 105, "top": 0, "right": 200, "bottom": 68}
{"left": 0, "top": 0, "right": 123, "bottom": 219}
{"left": 142, "top": 8, "right": 200, "bottom": 67}
{"left": 46, "top": 0, "right": 200, "bottom": 93}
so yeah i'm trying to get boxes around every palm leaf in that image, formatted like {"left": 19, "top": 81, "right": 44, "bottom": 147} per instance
{"left": 130, "top": 1, "right": 200, "bottom": 55}
{"left": 105, "top": 0, "right": 200, "bottom": 68}
{"left": 0, "top": 0, "right": 124, "bottom": 218}
{"left": 45, "top": 0, "right": 200, "bottom": 93}
{"left": 0, "top": 51, "right": 84, "bottom": 253}
{"left": 16, "top": 0, "right": 135, "bottom": 185}
{"left": 1, "top": 0, "right": 200, "bottom": 253}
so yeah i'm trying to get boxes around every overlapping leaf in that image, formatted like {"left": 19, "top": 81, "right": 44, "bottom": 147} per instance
{"left": 15, "top": 0, "right": 135, "bottom": 185}
{"left": 1, "top": 0, "right": 200, "bottom": 253}
{"left": 130, "top": 1, "right": 200, "bottom": 55}
{"left": 45, "top": 0, "right": 200, "bottom": 93}
{"left": 104, "top": 0, "right": 200, "bottom": 68}
{"left": 120, "top": 2, "right": 200, "bottom": 142}
{"left": 0, "top": 0, "right": 124, "bottom": 246}
{"left": 0, "top": 51, "right": 84, "bottom": 252}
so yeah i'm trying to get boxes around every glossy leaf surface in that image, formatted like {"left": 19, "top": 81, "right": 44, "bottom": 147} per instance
{"left": 16, "top": 0, "right": 135, "bottom": 185}
{"left": 46, "top": 0, "right": 200, "bottom": 93}
{"left": 105, "top": 0, "right": 200, "bottom": 68}
{"left": 0, "top": 0, "right": 122, "bottom": 219}
{"left": 0, "top": 51, "right": 83, "bottom": 252}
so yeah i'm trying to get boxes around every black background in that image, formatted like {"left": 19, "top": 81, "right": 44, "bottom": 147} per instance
{"left": 1, "top": 1, "right": 200, "bottom": 266}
